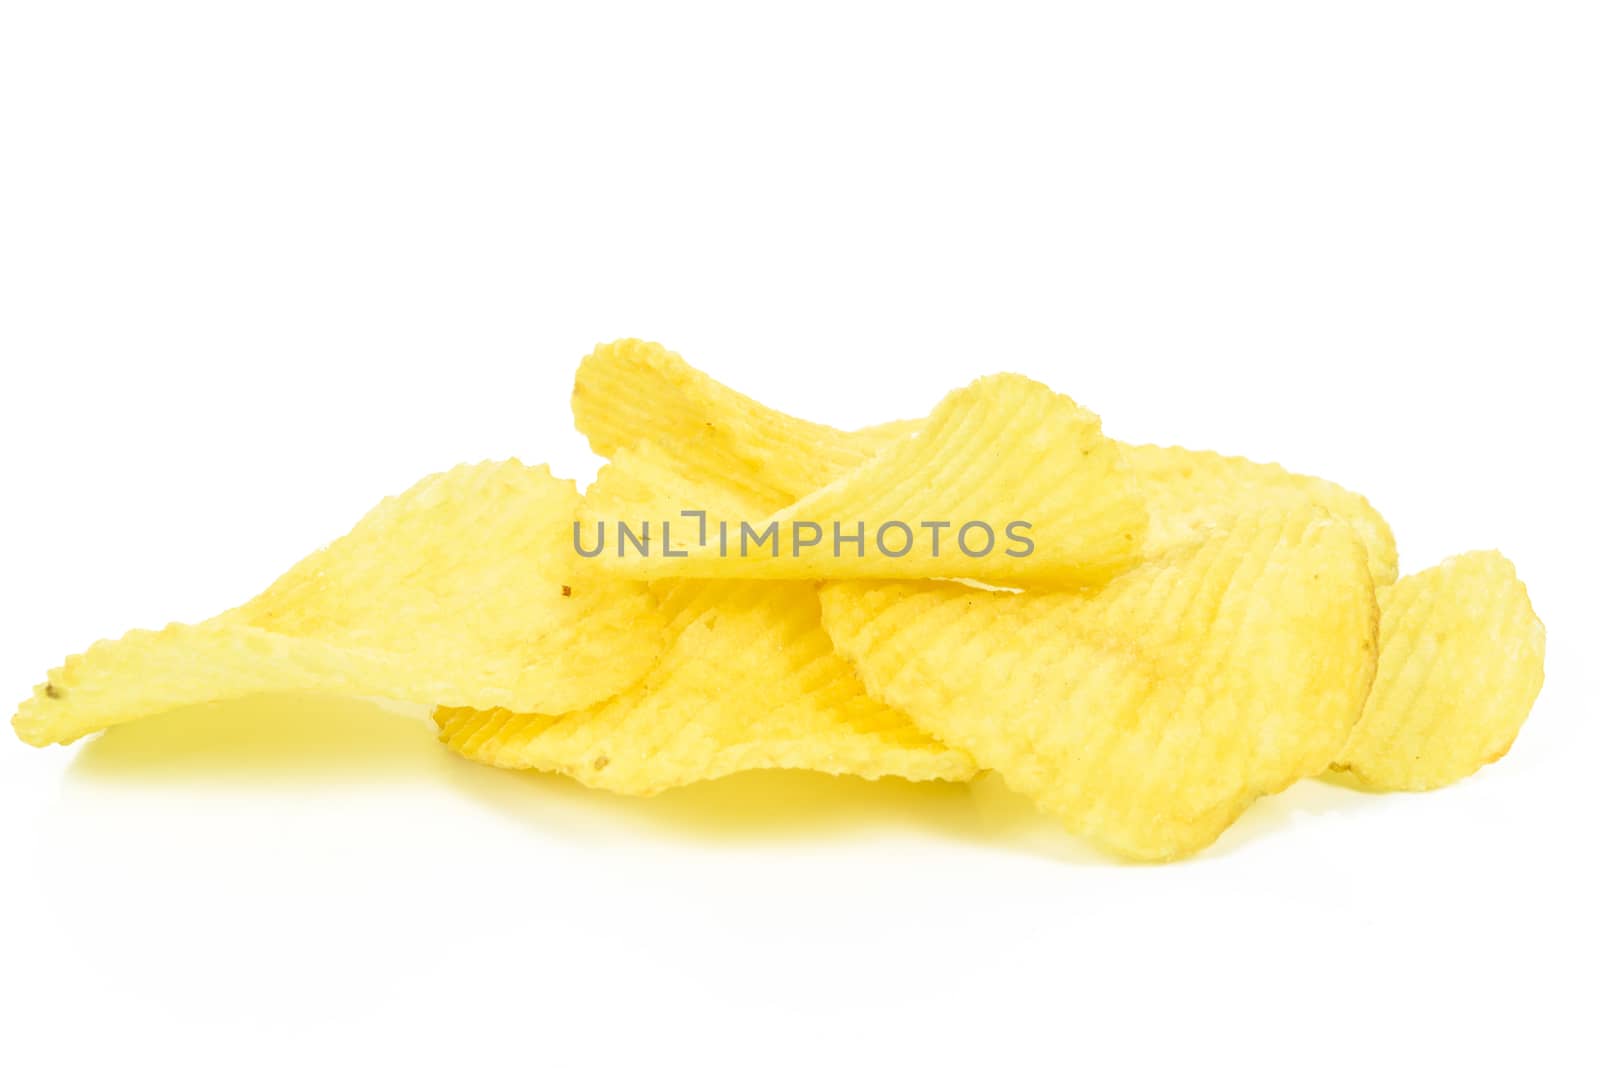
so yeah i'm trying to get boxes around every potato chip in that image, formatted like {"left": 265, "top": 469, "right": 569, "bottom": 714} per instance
{"left": 573, "top": 442, "right": 758, "bottom": 559}
{"left": 584, "top": 372, "right": 1150, "bottom": 586}
{"left": 575, "top": 341, "right": 1395, "bottom": 586}
{"left": 1332, "top": 550, "right": 1544, "bottom": 790}
{"left": 12, "top": 334, "right": 1542, "bottom": 864}
{"left": 443, "top": 449, "right": 975, "bottom": 791}
{"left": 820, "top": 510, "right": 1379, "bottom": 860}
{"left": 573, "top": 339, "right": 899, "bottom": 513}
{"left": 14, "top": 462, "right": 665, "bottom": 747}
{"left": 1124, "top": 444, "right": 1398, "bottom": 585}
{"left": 436, "top": 579, "right": 976, "bottom": 794}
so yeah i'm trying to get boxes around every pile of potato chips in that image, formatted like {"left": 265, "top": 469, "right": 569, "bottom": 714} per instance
{"left": 14, "top": 341, "right": 1545, "bottom": 860}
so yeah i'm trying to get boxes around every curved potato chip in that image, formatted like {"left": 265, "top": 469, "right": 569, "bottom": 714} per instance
{"left": 820, "top": 510, "right": 1378, "bottom": 860}
{"left": 585, "top": 373, "right": 1149, "bottom": 586}
{"left": 450, "top": 450, "right": 973, "bottom": 790}
{"left": 573, "top": 442, "right": 758, "bottom": 562}
{"left": 436, "top": 580, "right": 975, "bottom": 793}
{"left": 1125, "top": 444, "right": 1398, "bottom": 585}
{"left": 14, "top": 462, "right": 665, "bottom": 747}
{"left": 575, "top": 341, "right": 1394, "bottom": 586}
{"left": 1332, "top": 550, "right": 1544, "bottom": 790}
{"left": 573, "top": 339, "right": 901, "bottom": 513}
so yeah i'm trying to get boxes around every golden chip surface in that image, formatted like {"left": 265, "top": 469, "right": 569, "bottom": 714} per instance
{"left": 1124, "top": 444, "right": 1398, "bottom": 585}
{"left": 442, "top": 448, "right": 975, "bottom": 792}
{"left": 576, "top": 341, "right": 1395, "bottom": 586}
{"left": 573, "top": 338, "right": 900, "bottom": 513}
{"left": 14, "top": 462, "right": 665, "bottom": 746}
{"left": 584, "top": 372, "right": 1149, "bottom": 586}
{"left": 437, "top": 580, "right": 976, "bottom": 794}
{"left": 12, "top": 336, "right": 1545, "bottom": 862}
{"left": 1333, "top": 550, "right": 1544, "bottom": 789}
{"left": 820, "top": 510, "right": 1379, "bottom": 860}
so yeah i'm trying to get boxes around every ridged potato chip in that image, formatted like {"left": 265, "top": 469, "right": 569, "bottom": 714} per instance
{"left": 441, "top": 450, "right": 975, "bottom": 791}
{"left": 573, "top": 442, "right": 756, "bottom": 561}
{"left": 437, "top": 579, "right": 975, "bottom": 793}
{"left": 13, "top": 335, "right": 1543, "bottom": 864}
{"left": 574, "top": 338, "right": 904, "bottom": 513}
{"left": 1124, "top": 444, "right": 1398, "bottom": 586}
{"left": 575, "top": 341, "right": 1394, "bottom": 585}
{"left": 1332, "top": 550, "right": 1544, "bottom": 790}
{"left": 820, "top": 510, "right": 1379, "bottom": 860}
{"left": 14, "top": 462, "right": 665, "bottom": 747}
{"left": 584, "top": 372, "right": 1149, "bottom": 586}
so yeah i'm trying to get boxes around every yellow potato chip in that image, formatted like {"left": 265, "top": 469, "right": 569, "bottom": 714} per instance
{"left": 820, "top": 510, "right": 1379, "bottom": 860}
{"left": 583, "top": 372, "right": 1149, "bottom": 586}
{"left": 1332, "top": 550, "right": 1544, "bottom": 790}
{"left": 574, "top": 341, "right": 1395, "bottom": 586}
{"left": 10, "top": 331, "right": 1546, "bottom": 868}
{"left": 436, "top": 580, "right": 976, "bottom": 794}
{"left": 573, "top": 442, "right": 758, "bottom": 562}
{"left": 573, "top": 339, "right": 899, "bottom": 513}
{"left": 1125, "top": 443, "right": 1398, "bottom": 585}
{"left": 445, "top": 449, "right": 973, "bottom": 791}
{"left": 14, "top": 462, "right": 665, "bottom": 747}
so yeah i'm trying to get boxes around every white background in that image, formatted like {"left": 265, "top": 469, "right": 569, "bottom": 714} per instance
{"left": 3, "top": 3, "right": 1596, "bottom": 1065}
